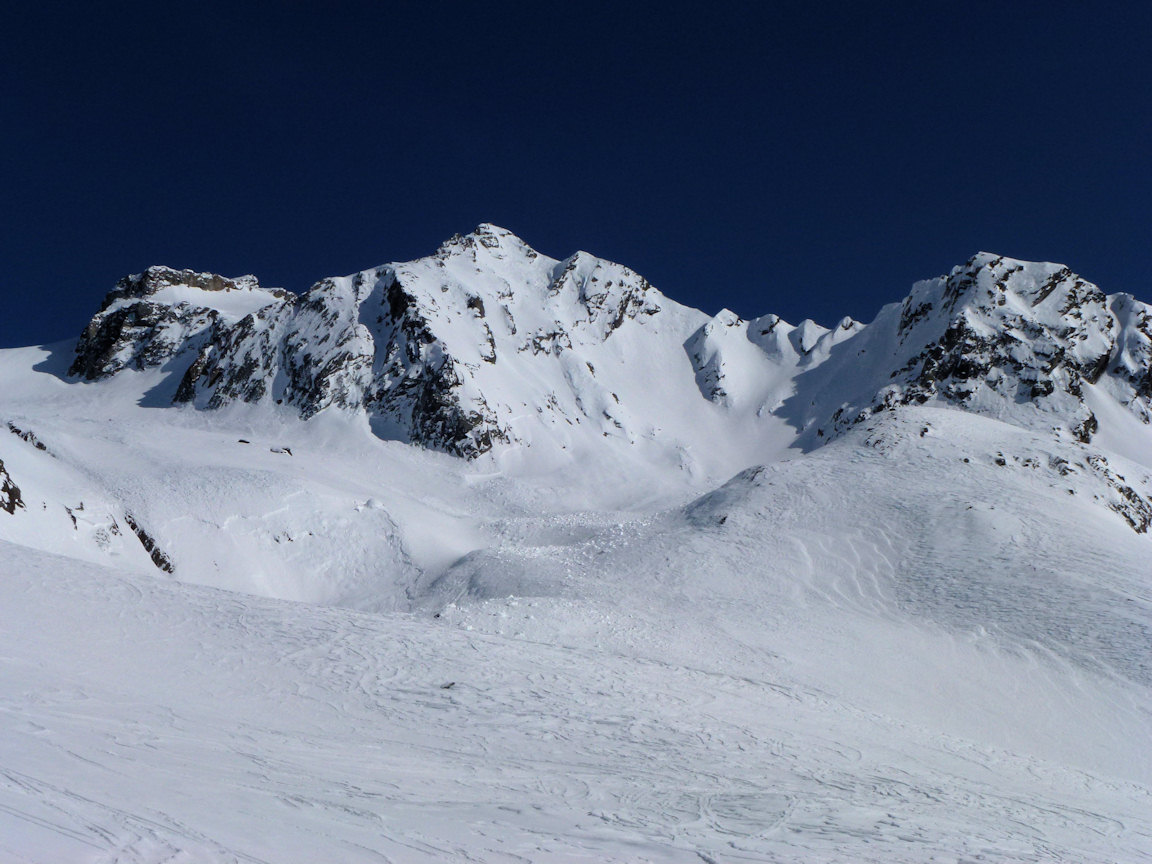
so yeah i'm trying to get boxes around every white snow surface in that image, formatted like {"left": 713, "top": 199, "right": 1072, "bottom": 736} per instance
{"left": 1, "top": 236, "right": 1152, "bottom": 862}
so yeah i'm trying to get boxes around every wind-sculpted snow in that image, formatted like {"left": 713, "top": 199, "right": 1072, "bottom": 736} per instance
{"left": 686, "top": 308, "right": 862, "bottom": 408}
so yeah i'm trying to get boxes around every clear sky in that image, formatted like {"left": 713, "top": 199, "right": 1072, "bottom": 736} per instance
{"left": 3, "top": 1, "right": 1150, "bottom": 348}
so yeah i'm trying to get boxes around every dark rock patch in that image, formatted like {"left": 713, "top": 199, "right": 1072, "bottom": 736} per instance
{"left": 7, "top": 422, "right": 48, "bottom": 452}
{"left": 123, "top": 512, "right": 175, "bottom": 573}
{"left": 0, "top": 460, "right": 24, "bottom": 514}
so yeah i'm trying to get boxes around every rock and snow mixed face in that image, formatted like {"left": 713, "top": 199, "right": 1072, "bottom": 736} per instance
{"left": 791, "top": 252, "right": 1152, "bottom": 445}
{"left": 0, "top": 457, "right": 23, "bottom": 515}
{"left": 71, "top": 233, "right": 1152, "bottom": 465}
{"left": 69, "top": 266, "right": 290, "bottom": 381}
{"left": 109, "top": 226, "right": 709, "bottom": 458}
{"left": 73, "top": 225, "right": 801, "bottom": 463}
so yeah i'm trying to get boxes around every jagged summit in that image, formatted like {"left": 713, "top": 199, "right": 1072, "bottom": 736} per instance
{"left": 433, "top": 222, "right": 543, "bottom": 261}
{"left": 792, "top": 251, "right": 1152, "bottom": 446}
{"left": 66, "top": 234, "right": 1152, "bottom": 467}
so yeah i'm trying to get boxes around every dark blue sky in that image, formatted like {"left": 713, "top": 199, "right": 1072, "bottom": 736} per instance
{"left": 3, "top": 2, "right": 1150, "bottom": 348}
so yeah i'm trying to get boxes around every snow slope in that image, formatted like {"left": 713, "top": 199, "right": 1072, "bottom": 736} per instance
{"left": 1, "top": 232, "right": 1151, "bottom": 862}
{"left": 4, "top": 536, "right": 1150, "bottom": 863}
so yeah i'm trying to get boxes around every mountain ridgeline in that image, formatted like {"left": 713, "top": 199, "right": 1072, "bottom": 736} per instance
{"left": 70, "top": 225, "right": 1152, "bottom": 459}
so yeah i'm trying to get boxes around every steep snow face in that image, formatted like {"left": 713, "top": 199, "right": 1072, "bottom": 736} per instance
{"left": 1102, "top": 292, "right": 1152, "bottom": 419}
{"left": 690, "top": 311, "right": 863, "bottom": 403}
{"left": 170, "top": 224, "right": 714, "bottom": 457}
{"left": 70, "top": 266, "right": 290, "bottom": 380}
{"left": 356, "top": 224, "right": 697, "bottom": 457}
{"left": 792, "top": 253, "right": 1152, "bottom": 446}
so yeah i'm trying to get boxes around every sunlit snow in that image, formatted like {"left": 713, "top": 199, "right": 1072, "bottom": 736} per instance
{"left": 1, "top": 231, "right": 1150, "bottom": 863}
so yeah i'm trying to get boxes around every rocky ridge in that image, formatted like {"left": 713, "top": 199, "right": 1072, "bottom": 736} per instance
{"left": 70, "top": 266, "right": 290, "bottom": 380}
{"left": 0, "top": 459, "right": 22, "bottom": 515}
{"left": 70, "top": 232, "right": 1152, "bottom": 464}
{"left": 793, "top": 252, "right": 1152, "bottom": 444}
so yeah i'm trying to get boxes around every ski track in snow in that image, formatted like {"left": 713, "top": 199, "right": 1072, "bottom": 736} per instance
{"left": 2, "top": 541, "right": 1151, "bottom": 863}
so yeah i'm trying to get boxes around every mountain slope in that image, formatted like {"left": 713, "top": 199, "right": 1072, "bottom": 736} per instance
{"left": 1, "top": 230, "right": 1151, "bottom": 862}
{"left": 790, "top": 252, "right": 1152, "bottom": 446}
{"left": 4, "top": 536, "right": 1150, "bottom": 864}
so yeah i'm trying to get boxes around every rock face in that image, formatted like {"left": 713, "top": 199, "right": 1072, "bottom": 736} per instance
{"left": 71, "top": 234, "right": 1152, "bottom": 462}
{"left": 0, "top": 459, "right": 23, "bottom": 515}
{"left": 70, "top": 266, "right": 291, "bottom": 380}
{"left": 123, "top": 512, "right": 175, "bottom": 573}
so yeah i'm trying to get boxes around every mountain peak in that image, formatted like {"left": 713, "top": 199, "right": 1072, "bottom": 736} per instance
{"left": 473, "top": 221, "right": 517, "bottom": 237}
{"left": 798, "top": 253, "right": 1151, "bottom": 446}
{"left": 64, "top": 234, "right": 1152, "bottom": 464}
{"left": 433, "top": 223, "right": 543, "bottom": 264}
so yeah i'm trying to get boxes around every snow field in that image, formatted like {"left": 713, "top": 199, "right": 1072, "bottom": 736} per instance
{"left": 3, "top": 542, "right": 1150, "bottom": 863}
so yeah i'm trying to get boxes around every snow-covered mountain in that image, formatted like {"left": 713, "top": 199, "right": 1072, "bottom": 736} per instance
{"left": 3, "top": 227, "right": 1152, "bottom": 863}
{"left": 70, "top": 228, "right": 1152, "bottom": 459}
{"left": 70, "top": 225, "right": 862, "bottom": 467}
{"left": 794, "top": 251, "right": 1152, "bottom": 445}
{"left": 61, "top": 225, "right": 1152, "bottom": 539}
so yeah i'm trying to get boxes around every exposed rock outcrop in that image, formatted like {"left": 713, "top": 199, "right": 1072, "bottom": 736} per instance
{"left": 123, "top": 512, "right": 175, "bottom": 573}
{"left": 804, "top": 253, "right": 1152, "bottom": 444}
{"left": 0, "top": 460, "right": 24, "bottom": 515}
{"left": 70, "top": 266, "right": 290, "bottom": 380}
{"left": 7, "top": 422, "right": 48, "bottom": 452}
